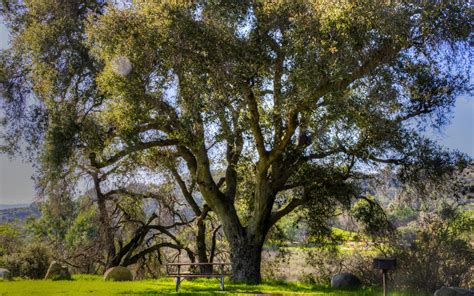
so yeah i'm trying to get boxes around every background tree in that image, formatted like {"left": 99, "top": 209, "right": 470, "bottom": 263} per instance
{"left": 0, "top": 0, "right": 219, "bottom": 273}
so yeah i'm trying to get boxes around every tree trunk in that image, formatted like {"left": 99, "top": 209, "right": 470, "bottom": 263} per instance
{"left": 226, "top": 178, "right": 273, "bottom": 283}
{"left": 89, "top": 154, "right": 116, "bottom": 269}
{"left": 97, "top": 194, "right": 116, "bottom": 268}
{"left": 213, "top": 186, "right": 272, "bottom": 284}
{"left": 196, "top": 218, "right": 212, "bottom": 273}
{"left": 194, "top": 152, "right": 273, "bottom": 283}
{"left": 230, "top": 238, "right": 264, "bottom": 284}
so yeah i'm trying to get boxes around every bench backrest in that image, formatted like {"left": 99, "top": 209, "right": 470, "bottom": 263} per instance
{"left": 165, "top": 263, "right": 232, "bottom": 276}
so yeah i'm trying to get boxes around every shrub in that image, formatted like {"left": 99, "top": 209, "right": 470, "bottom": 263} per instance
{"left": 304, "top": 208, "right": 473, "bottom": 293}
{"left": 392, "top": 211, "right": 473, "bottom": 293}
{"left": 2, "top": 243, "right": 51, "bottom": 279}
{"left": 299, "top": 272, "right": 318, "bottom": 285}
{"left": 305, "top": 247, "right": 381, "bottom": 286}
{"left": 0, "top": 224, "right": 22, "bottom": 257}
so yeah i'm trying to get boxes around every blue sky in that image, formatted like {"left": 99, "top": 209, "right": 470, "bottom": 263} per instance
{"left": 0, "top": 19, "right": 473, "bottom": 205}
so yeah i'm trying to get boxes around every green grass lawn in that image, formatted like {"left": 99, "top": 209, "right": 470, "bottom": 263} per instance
{"left": 0, "top": 275, "right": 427, "bottom": 296}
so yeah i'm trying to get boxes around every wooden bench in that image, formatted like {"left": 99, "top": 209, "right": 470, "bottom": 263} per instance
{"left": 165, "top": 262, "right": 232, "bottom": 291}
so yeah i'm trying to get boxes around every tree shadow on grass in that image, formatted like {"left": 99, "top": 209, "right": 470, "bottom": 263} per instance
{"left": 114, "top": 277, "right": 401, "bottom": 296}
{"left": 116, "top": 279, "right": 381, "bottom": 295}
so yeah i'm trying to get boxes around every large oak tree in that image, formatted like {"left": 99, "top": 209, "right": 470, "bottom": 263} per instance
{"left": 2, "top": 0, "right": 472, "bottom": 283}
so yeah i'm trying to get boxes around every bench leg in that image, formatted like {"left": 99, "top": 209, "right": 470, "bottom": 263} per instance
{"left": 220, "top": 276, "right": 224, "bottom": 291}
{"left": 176, "top": 276, "right": 181, "bottom": 292}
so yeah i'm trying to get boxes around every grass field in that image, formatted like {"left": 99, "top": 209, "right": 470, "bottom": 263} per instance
{"left": 0, "top": 275, "right": 428, "bottom": 295}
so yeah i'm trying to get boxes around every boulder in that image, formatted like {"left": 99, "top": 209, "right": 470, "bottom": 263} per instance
{"left": 434, "top": 287, "right": 474, "bottom": 296}
{"left": 0, "top": 268, "right": 11, "bottom": 280}
{"left": 104, "top": 266, "right": 133, "bottom": 281}
{"left": 44, "top": 261, "right": 71, "bottom": 280}
{"left": 331, "top": 272, "right": 362, "bottom": 289}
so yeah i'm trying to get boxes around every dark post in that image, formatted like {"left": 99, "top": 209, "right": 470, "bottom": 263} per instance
{"left": 373, "top": 257, "right": 396, "bottom": 296}
{"left": 176, "top": 276, "right": 180, "bottom": 292}
{"left": 176, "top": 265, "right": 181, "bottom": 292}
{"left": 219, "top": 263, "right": 225, "bottom": 290}
{"left": 382, "top": 270, "right": 387, "bottom": 296}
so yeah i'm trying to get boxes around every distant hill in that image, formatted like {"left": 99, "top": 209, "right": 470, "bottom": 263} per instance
{"left": 0, "top": 203, "right": 40, "bottom": 224}
{"left": 0, "top": 203, "right": 31, "bottom": 210}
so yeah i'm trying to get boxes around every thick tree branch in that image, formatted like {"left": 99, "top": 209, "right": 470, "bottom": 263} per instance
{"left": 269, "top": 198, "right": 305, "bottom": 227}
{"left": 169, "top": 166, "right": 202, "bottom": 216}
{"left": 242, "top": 80, "right": 267, "bottom": 158}
{"left": 209, "top": 225, "right": 222, "bottom": 263}
{"left": 97, "top": 139, "right": 178, "bottom": 168}
{"left": 269, "top": 111, "right": 299, "bottom": 163}
{"left": 123, "top": 242, "right": 188, "bottom": 266}
{"left": 272, "top": 51, "right": 284, "bottom": 143}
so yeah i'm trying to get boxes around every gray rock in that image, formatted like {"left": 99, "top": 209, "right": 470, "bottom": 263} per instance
{"left": 0, "top": 268, "right": 11, "bottom": 280}
{"left": 434, "top": 287, "right": 474, "bottom": 296}
{"left": 331, "top": 272, "right": 362, "bottom": 289}
{"left": 44, "top": 261, "right": 71, "bottom": 280}
{"left": 104, "top": 266, "right": 133, "bottom": 281}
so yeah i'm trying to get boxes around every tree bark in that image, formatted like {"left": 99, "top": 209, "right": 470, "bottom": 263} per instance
{"left": 230, "top": 237, "right": 264, "bottom": 284}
